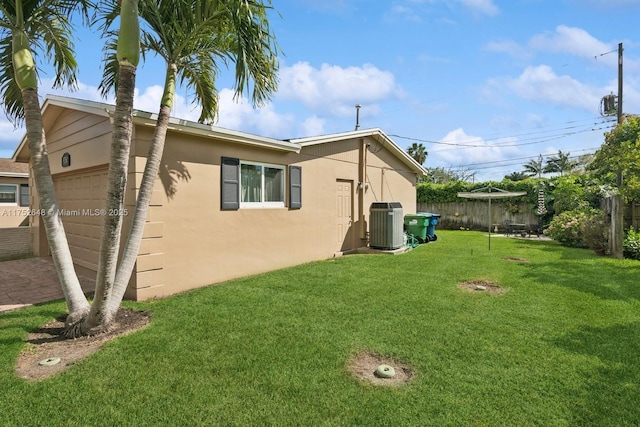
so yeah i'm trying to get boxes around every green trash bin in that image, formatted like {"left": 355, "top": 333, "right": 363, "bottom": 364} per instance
{"left": 404, "top": 213, "right": 432, "bottom": 243}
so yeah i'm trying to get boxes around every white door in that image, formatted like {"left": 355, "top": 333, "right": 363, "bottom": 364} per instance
{"left": 336, "top": 180, "right": 354, "bottom": 251}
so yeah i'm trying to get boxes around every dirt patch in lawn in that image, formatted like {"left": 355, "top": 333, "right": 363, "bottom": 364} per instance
{"left": 16, "top": 308, "right": 150, "bottom": 381}
{"left": 458, "top": 280, "right": 507, "bottom": 295}
{"left": 347, "top": 351, "right": 415, "bottom": 387}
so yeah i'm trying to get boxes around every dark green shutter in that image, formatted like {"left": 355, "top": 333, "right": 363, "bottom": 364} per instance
{"left": 19, "top": 184, "right": 29, "bottom": 207}
{"left": 289, "top": 166, "right": 302, "bottom": 209}
{"left": 221, "top": 157, "right": 239, "bottom": 210}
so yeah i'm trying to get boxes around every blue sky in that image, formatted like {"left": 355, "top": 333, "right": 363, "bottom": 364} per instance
{"left": 2, "top": 0, "right": 640, "bottom": 181}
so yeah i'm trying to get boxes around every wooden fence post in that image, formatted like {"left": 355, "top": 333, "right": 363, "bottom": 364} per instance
{"left": 604, "top": 195, "right": 623, "bottom": 258}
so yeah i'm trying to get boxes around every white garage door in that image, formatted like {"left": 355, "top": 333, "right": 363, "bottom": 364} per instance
{"left": 54, "top": 167, "right": 108, "bottom": 272}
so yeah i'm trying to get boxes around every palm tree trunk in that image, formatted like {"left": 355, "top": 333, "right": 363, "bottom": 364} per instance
{"left": 109, "top": 104, "right": 171, "bottom": 316}
{"left": 22, "top": 88, "right": 90, "bottom": 319}
{"left": 108, "top": 65, "right": 176, "bottom": 317}
{"left": 64, "top": 0, "right": 140, "bottom": 337}
{"left": 83, "top": 65, "right": 137, "bottom": 334}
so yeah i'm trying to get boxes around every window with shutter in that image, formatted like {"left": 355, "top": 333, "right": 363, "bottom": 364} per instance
{"left": 289, "top": 166, "right": 302, "bottom": 209}
{"left": 221, "top": 157, "right": 240, "bottom": 210}
{"left": 19, "top": 184, "right": 29, "bottom": 207}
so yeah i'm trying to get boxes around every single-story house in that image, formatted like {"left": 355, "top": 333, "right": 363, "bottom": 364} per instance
{"left": 0, "top": 158, "right": 30, "bottom": 228}
{"left": 13, "top": 95, "right": 426, "bottom": 300}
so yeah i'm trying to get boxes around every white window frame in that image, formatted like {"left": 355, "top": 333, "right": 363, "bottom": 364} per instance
{"left": 239, "top": 161, "right": 286, "bottom": 209}
{"left": 0, "top": 183, "right": 18, "bottom": 206}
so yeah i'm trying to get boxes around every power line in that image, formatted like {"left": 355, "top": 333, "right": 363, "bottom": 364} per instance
{"left": 389, "top": 119, "right": 613, "bottom": 148}
{"left": 390, "top": 122, "right": 614, "bottom": 150}
{"left": 451, "top": 147, "right": 599, "bottom": 169}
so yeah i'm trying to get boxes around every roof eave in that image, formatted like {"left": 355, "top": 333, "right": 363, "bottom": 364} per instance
{"left": 13, "top": 95, "right": 301, "bottom": 162}
{"left": 133, "top": 112, "right": 300, "bottom": 153}
{"left": 0, "top": 172, "right": 29, "bottom": 178}
{"left": 292, "top": 128, "right": 427, "bottom": 176}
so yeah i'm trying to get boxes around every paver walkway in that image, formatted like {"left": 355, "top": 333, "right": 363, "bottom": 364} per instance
{"left": 0, "top": 257, "right": 94, "bottom": 313}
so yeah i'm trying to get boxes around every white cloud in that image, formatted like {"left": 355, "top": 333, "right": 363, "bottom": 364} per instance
{"left": 300, "top": 116, "right": 326, "bottom": 136}
{"left": 489, "top": 65, "right": 601, "bottom": 112}
{"left": 529, "top": 26, "right": 613, "bottom": 62}
{"left": 459, "top": 0, "right": 499, "bottom": 16}
{"left": 433, "top": 128, "right": 519, "bottom": 167}
{"left": 216, "top": 89, "right": 295, "bottom": 138}
{"left": 277, "top": 61, "right": 404, "bottom": 117}
{"left": 390, "top": 0, "right": 498, "bottom": 19}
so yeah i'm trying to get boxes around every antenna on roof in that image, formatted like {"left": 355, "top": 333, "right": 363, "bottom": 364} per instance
{"left": 355, "top": 104, "right": 361, "bottom": 130}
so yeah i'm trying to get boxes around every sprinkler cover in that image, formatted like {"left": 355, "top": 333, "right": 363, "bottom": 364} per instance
{"left": 375, "top": 364, "right": 396, "bottom": 378}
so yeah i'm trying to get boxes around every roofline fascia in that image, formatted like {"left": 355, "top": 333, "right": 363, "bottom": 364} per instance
{"left": 132, "top": 111, "right": 300, "bottom": 153}
{"left": 0, "top": 172, "right": 29, "bottom": 178}
{"left": 292, "top": 128, "right": 427, "bottom": 176}
{"left": 13, "top": 95, "right": 300, "bottom": 162}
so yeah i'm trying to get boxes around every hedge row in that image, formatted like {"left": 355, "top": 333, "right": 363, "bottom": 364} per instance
{"left": 417, "top": 180, "right": 540, "bottom": 205}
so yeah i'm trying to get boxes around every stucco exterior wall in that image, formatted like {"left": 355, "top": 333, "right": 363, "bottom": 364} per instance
{"left": 126, "top": 129, "right": 418, "bottom": 300}
{"left": 24, "top": 100, "right": 420, "bottom": 302}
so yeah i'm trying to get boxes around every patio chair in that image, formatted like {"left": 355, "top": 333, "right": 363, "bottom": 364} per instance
{"left": 503, "top": 220, "right": 513, "bottom": 236}
{"left": 527, "top": 223, "right": 542, "bottom": 238}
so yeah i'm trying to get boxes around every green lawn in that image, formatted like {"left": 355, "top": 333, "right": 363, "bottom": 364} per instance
{"left": 2, "top": 230, "right": 640, "bottom": 426}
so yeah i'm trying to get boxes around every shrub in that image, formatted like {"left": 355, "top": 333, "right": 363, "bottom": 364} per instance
{"left": 623, "top": 227, "right": 640, "bottom": 260}
{"left": 544, "top": 208, "right": 604, "bottom": 249}
{"left": 583, "top": 213, "right": 607, "bottom": 254}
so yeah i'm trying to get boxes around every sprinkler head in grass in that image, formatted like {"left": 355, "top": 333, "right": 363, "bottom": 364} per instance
{"left": 375, "top": 364, "right": 396, "bottom": 378}
{"left": 38, "top": 357, "right": 61, "bottom": 366}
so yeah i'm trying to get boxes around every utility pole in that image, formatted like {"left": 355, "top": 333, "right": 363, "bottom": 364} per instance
{"left": 618, "top": 42, "right": 623, "bottom": 124}
{"left": 616, "top": 43, "right": 624, "bottom": 188}
{"left": 613, "top": 42, "right": 624, "bottom": 258}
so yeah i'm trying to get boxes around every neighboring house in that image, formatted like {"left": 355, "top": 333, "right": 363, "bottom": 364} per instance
{"left": 13, "top": 95, "right": 426, "bottom": 301}
{"left": 0, "top": 158, "right": 29, "bottom": 227}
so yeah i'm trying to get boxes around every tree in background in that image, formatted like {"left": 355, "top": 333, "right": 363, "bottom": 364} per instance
{"left": 504, "top": 171, "right": 529, "bottom": 181}
{"left": 407, "top": 142, "right": 427, "bottom": 165}
{"left": 544, "top": 150, "right": 578, "bottom": 176}
{"left": 522, "top": 155, "right": 545, "bottom": 178}
{"left": 424, "top": 166, "right": 474, "bottom": 184}
{"left": 589, "top": 115, "right": 640, "bottom": 202}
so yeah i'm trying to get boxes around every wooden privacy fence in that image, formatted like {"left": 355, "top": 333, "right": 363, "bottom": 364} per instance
{"left": 417, "top": 202, "right": 539, "bottom": 232}
{"left": 418, "top": 201, "right": 639, "bottom": 232}
{"left": 623, "top": 202, "right": 640, "bottom": 229}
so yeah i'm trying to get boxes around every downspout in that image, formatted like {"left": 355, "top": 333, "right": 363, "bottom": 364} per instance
{"left": 359, "top": 138, "right": 367, "bottom": 242}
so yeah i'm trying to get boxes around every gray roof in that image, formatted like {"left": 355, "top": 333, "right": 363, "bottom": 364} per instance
{"left": 0, "top": 158, "right": 28, "bottom": 176}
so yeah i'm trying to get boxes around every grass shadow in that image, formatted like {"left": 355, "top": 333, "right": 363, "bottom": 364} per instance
{"left": 550, "top": 321, "right": 640, "bottom": 425}
{"left": 507, "top": 237, "right": 640, "bottom": 302}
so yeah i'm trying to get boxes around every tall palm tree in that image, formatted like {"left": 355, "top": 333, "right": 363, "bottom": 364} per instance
{"left": 407, "top": 142, "right": 427, "bottom": 165}
{"left": 91, "top": 0, "right": 281, "bottom": 326}
{"left": 523, "top": 155, "right": 544, "bottom": 178}
{"left": 1, "top": 0, "right": 92, "bottom": 319}
{"left": 69, "top": 0, "right": 141, "bottom": 336}
{"left": 544, "top": 150, "right": 577, "bottom": 176}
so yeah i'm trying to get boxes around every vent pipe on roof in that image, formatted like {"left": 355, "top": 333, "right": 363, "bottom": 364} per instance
{"left": 355, "top": 104, "right": 361, "bottom": 130}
